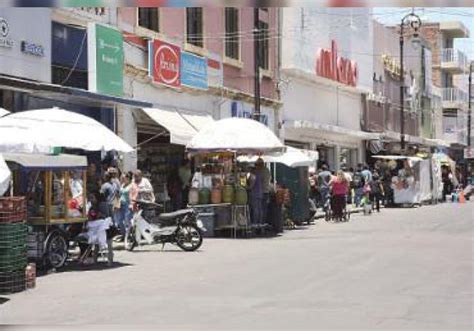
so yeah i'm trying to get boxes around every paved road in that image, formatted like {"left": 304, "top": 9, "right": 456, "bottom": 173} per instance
{"left": 1, "top": 202, "right": 473, "bottom": 329}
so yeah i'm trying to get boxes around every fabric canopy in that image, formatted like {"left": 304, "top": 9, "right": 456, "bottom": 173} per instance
{"left": 142, "top": 108, "right": 214, "bottom": 146}
{"left": 372, "top": 155, "right": 423, "bottom": 162}
{"left": 0, "top": 108, "right": 10, "bottom": 118}
{"left": 187, "top": 117, "right": 285, "bottom": 155}
{"left": 0, "top": 107, "right": 133, "bottom": 153}
{"left": 0, "top": 154, "right": 11, "bottom": 196}
{"left": 3, "top": 153, "right": 87, "bottom": 169}
{"left": 238, "top": 146, "right": 317, "bottom": 168}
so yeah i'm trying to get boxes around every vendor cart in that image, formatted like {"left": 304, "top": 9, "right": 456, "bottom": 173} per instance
{"left": 4, "top": 153, "right": 88, "bottom": 269}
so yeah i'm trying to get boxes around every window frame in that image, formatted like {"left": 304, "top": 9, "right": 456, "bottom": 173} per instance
{"left": 257, "top": 20, "right": 270, "bottom": 71}
{"left": 186, "top": 7, "right": 204, "bottom": 49}
{"left": 137, "top": 8, "right": 160, "bottom": 34}
{"left": 224, "top": 7, "right": 241, "bottom": 61}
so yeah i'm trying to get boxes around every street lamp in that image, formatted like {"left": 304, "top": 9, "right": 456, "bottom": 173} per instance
{"left": 399, "top": 11, "right": 422, "bottom": 152}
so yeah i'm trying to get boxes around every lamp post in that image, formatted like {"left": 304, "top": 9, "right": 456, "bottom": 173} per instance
{"left": 399, "top": 11, "right": 422, "bottom": 152}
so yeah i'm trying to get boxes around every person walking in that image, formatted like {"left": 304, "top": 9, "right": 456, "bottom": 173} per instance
{"left": 117, "top": 172, "right": 133, "bottom": 237}
{"left": 317, "top": 164, "right": 332, "bottom": 209}
{"left": 100, "top": 172, "right": 120, "bottom": 220}
{"left": 247, "top": 166, "right": 264, "bottom": 226}
{"left": 370, "top": 171, "right": 384, "bottom": 212}
{"left": 330, "top": 170, "right": 349, "bottom": 221}
{"left": 352, "top": 164, "right": 364, "bottom": 207}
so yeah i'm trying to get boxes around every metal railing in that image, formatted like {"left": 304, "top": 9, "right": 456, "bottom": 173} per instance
{"left": 441, "top": 48, "right": 468, "bottom": 70}
{"left": 442, "top": 87, "right": 468, "bottom": 103}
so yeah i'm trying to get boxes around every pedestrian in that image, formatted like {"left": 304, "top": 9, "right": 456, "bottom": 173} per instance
{"left": 256, "top": 158, "right": 271, "bottom": 225}
{"left": 330, "top": 170, "right": 349, "bottom": 221}
{"left": 317, "top": 164, "right": 332, "bottom": 209}
{"left": 116, "top": 172, "right": 133, "bottom": 238}
{"left": 178, "top": 159, "right": 192, "bottom": 208}
{"left": 370, "top": 171, "right": 384, "bottom": 212}
{"left": 247, "top": 166, "right": 263, "bottom": 226}
{"left": 130, "top": 169, "right": 155, "bottom": 211}
{"left": 352, "top": 164, "right": 364, "bottom": 207}
{"left": 342, "top": 165, "right": 353, "bottom": 205}
{"left": 100, "top": 172, "right": 120, "bottom": 220}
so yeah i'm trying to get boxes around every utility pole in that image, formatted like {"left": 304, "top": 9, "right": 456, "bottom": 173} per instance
{"left": 253, "top": 7, "right": 261, "bottom": 122}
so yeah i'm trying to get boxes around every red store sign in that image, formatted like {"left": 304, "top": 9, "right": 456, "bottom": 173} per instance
{"left": 151, "top": 39, "right": 181, "bottom": 88}
{"left": 315, "top": 40, "right": 358, "bottom": 87}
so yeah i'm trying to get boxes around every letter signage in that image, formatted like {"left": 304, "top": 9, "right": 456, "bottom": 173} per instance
{"left": 315, "top": 40, "right": 358, "bottom": 87}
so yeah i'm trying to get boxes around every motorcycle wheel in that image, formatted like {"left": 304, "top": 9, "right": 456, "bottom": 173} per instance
{"left": 176, "top": 225, "right": 203, "bottom": 252}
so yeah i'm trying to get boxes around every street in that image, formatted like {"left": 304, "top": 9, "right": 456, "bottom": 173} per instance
{"left": 1, "top": 202, "right": 473, "bottom": 329}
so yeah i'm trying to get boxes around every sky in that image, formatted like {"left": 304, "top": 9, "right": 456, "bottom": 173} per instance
{"left": 373, "top": 7, "right": 474, "bottom": 61}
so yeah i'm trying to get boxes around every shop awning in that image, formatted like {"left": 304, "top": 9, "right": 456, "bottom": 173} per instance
{"left": 3, "top": 153, "right": 88, "bottom": 169}
{"left": 142, "top": 108, "right": 214, "bottom": 146}
{"left": 287, "top": 120, "right": 381, "bottom": 141}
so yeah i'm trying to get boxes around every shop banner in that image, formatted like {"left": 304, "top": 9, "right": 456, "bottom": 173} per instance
{"left": 149, "top": 39, "right": 181, "bottom": 88}
{"left": 88, "top": 23, "right": 124, "bottom": 97}
{"left": 207, "top": 51, "right": 223, "bottom": 88}
{"left": 181, "top": 51, "right": 208, "bottom": 90}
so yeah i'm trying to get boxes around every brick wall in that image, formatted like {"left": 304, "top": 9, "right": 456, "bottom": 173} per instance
{"left": 419, "top": 24, "right": 442, "bottom": 87}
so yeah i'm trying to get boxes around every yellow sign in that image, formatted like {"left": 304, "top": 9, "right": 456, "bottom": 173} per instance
{"left": 382, "top": 54, "right": 405, "bottom": 80}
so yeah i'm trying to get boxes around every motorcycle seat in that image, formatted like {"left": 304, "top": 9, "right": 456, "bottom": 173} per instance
{"left": 158, "top": 209, "right": 194, "bottom": 221}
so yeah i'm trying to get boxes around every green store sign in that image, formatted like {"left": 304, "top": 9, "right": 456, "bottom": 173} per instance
{"left": 88, "top": 23, "right": 124, "bottom": 97}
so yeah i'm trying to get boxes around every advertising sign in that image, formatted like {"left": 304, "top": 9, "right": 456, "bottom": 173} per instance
{"left": 315, "top": 40, "right": 358, "bottom": 87}
{"left": 88, "top": 23, "right": 124, "bottom": 96}
{"left": 181, "top": 51, "right": 208, "bottom": 90}
{"left": 149, "top": 39, "right": 181, "bottom": 88}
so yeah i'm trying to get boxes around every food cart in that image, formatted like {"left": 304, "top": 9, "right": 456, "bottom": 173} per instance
{"left": 4, "top": 153, "right": 88, "bottom": 269}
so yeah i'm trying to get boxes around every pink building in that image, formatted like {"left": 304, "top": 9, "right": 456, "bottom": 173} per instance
{"left": 118, "top": 7, "right": 280, "bottom": 106}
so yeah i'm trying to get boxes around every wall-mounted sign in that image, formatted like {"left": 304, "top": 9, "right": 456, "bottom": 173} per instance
{"left": 382, "top": 54, "right": 405, "bottom": 81}
{"left": 21, "top": 41, "right": 45, "bottom": 57}
{"left": 207, "top": 52, "right": 223, "bottom": 88}
{"left": 181, "top": 51, "right": 208, "bottom": 90}
{"left": 0, "top": 17, "right": 13, "bottom": 48}
{"left": 149, "top": 39, "right": 181, "bottom": 88}
{"left": 230, "top": 100, "right": 269, "bottom": 126}
{"left": 88, "top": 23, "right": 124, "bottom": 97}
{"left": 315, "top": 40, "right": 358, "bottom": 87}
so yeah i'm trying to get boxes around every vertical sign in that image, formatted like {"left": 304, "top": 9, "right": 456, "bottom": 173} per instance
{"left": 88, "top": 23, "right": 124, "bottom": 96}
{"left": 207, "top": 52, "right": 223, "bottom": 88}
{"left": 149, "top": 39, "right": 181, "bottom": 88}
{"left": 181, "top": 51, "right": 208, "bottom": 90}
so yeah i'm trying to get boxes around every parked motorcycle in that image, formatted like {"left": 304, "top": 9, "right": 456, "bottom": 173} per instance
{"left": 125, "top": 200, "right": 205, "bottom": 252}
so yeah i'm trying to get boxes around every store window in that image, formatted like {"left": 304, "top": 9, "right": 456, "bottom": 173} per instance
{"left": 186, "top": 8, "right": 204, "bottom": 48}
{"left": 138, "top": 8, "right": 160, "bottom": 32}
{"left": 225, "top": 8, "right": 239, "bottom": 60}
{"left": 257, "top": 20, "right": 269, "bottom": 70}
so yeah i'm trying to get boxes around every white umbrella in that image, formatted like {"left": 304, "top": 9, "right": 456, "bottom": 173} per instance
{"left": 0, "top": 107, "right": 133, "bottom": 153}
{"left": 187, "top": 117, "right": 285, "bottom": 155}
{"left": 0, "top": 108, "right": 10, "bottom": 118}
{"left": 0, "top": 154, "right": 11, "bottom": 196}
{"left": 238, "top": 146, "right": 316, "bottom": 168}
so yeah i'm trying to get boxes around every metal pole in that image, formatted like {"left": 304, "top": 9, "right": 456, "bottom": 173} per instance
{"left": 399, "top": 23, "right": 405, "bottom": 152}
{"left": 468, "top": 62, "right": 472, "bottom": 147}
{"left": 253, "top": 7, "right": 261, "bottom": 122}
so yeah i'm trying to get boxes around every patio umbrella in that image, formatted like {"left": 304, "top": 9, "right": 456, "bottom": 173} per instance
{"left": 238, "top": 146, "right": 316, "bottom": 168}
{"left": 187, "top": 117, "right": 285, "bottom": 155}
{"left": 0, "top": 107, "right": 133, "bottom": 153}
{"left": 0, "top": 154, "right": 11, "bottom": 196}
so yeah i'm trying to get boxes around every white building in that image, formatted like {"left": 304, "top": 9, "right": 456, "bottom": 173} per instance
{"left": 280, "top": 8, "right": 376, "bottom": 170}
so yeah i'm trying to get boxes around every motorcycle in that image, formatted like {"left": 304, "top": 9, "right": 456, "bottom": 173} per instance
{"left": 125, "top": 200, "right": 205, "bottom": 252}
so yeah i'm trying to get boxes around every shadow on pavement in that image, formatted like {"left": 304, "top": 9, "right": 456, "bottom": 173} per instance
{"left": 37, "top": 261, "right": 133, "bottom": 277}
{"left": 0, "top": 297, "right": 10, "bottom": 305}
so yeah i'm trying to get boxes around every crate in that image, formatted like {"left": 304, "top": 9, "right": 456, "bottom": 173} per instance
{"left": 26, "top": 230, "right": 45, "bottom": 260}
{"left": 0, "top": 269, "right": 26, "bottom": 294}
{"left": 0, "top": 256, "right": 27, "bottom": 272}
{"left": 0, "top": 197, "right": 27, "bottom": 224}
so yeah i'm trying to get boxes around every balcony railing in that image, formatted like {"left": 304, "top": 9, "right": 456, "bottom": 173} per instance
{"left": 441, "top": 48, "right": 468, "bottom": 72}
{"left": 442, "top": 87, "right": 468, "bottom": 107}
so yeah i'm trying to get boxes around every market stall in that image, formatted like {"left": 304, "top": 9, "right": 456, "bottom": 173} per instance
{"left": 186, "top": 118, "right": 285, "bottom": 237}
{"left": 0, "top": 154, "right": 10, "bottom": 196}
{"left": 4, "top": 153, "right": 88, "bottom": 269}
{"left": 372, "top": 155, "right": 433, "bottom": 206}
